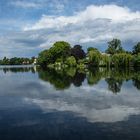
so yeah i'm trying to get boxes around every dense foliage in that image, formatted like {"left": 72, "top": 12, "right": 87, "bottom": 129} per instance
{"left": 70, "top": 45, "right": 86, "bottom": 61}
{"left": 133, "top": 42, "right": 140, "bottom": 54}
{"left": 105, "top": 39, "right": 124, "bottom": 55}
{"left": 37, "top": 40, "right": 140, "bottom": 69}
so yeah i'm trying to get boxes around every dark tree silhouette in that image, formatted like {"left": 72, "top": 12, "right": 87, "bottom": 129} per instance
{"left": 70, "top": 45, "right": 86, "bottom": 61}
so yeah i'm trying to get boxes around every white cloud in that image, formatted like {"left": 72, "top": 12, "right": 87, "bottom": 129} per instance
{"left": 21, "top": 4, "right": 140, "bottom": 50}
{"left": 22, "top": 81, "right": 140, "bottom": 123}
{"left": 78, "top": 5, "right": 140, "bottom": 21}
{"left": 24, "top": 4, "right": 140, "bottom": 30}
{"left": 24, "top": 15, "right": 77, "bottom": 30}
{"left": 26, "top": 98, "right": 140, "bottom": 123}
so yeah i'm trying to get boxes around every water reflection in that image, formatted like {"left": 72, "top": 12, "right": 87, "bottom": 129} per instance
{"left": 38, "top": 67, "right": 140, "bottom": 93}
{"left": 1, "top": 66, "right": 140, "bottom": 93}
{"left": 38, "top": 68, "right": 86, "bottom": 89}
{"left": 0, "top": 65, "right": 37, "bottom": 73}
{"left": 0, "top": 66, "right": 140, "bottom": 140}
{"left": 1, "top": 66, "right": 140, "bottom": 94}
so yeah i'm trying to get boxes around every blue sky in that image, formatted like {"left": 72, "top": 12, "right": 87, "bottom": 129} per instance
{"left": 0, "top": 0, "right": 140, "bottom": 57}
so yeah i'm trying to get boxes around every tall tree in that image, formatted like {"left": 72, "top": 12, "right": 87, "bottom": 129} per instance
{"left": 50, "top": 41, "right": 71, "bottom": 62}
{"left": 133, "top": 42, "right": 140, "bottom": 54}
{"left": 37, "top": 50, "right": 52, "bottom": 66}
{"left": 105, "top": 39, "right": 124, "bottom": 55}
{"left": 87, "top": 47, "right": 98, "bottom": 52}
{"left": 38, "top": 41, "right": 71, "bottom": 66}
{"left": 88, "top": 49, "right": 101, "bottom": 66}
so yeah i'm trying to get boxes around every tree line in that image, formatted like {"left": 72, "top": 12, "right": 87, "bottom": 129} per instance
{"left": 0, "top": 57, "right": 36, "bottom": 65}
{"left": 38, "top": 39, "right": 140, "bottom": 68}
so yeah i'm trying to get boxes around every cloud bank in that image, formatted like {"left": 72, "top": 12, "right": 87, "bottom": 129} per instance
{"left": 23, "top": 4, "right": 140, "bottom": 50}
{"left": 24, "top": 4, "right": 140, "bottom": 30}
{"left": 0, "top": 4, "right": 140, "bottom": 57}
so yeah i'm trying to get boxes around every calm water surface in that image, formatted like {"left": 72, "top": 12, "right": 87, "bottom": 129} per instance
{"left": 0, "top": 66, "right": 140, "bottom": 140}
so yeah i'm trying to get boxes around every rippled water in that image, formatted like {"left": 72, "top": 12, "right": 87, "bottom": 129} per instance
{"left": 0, "top": 66, "right": 140, "bottom": 140}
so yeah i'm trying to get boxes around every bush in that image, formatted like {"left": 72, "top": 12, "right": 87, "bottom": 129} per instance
{"left": 65, "top": 56, "right": 77, "bottom": 67}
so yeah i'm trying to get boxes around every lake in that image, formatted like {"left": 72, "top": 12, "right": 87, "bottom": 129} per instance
{"left": 0, "top": 66, "right": 140, "bottom": 140}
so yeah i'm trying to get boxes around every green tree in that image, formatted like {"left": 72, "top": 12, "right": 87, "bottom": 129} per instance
{"left": 87, "top": 47, "right": 98, "bottom": 52}
{"left": 37, "top": 50, "right": 52, "bottom": 66}
{"left": 133, "top": 42, "right": 140, "bottom": 54}
{"left": 37, "top": 41, "right": 71, "bottom": 66}
{"left": 70, "top": 45, "right": 86, "bottom": 61}
{"left": 88, "top": 49, "right": 101, "bottom": 66}
{"left": 105, "top": 39, "right": 124, "bottom": 55}
{"left": 65, "top": 56, "right": 77, "bottom": 67}
{"left": 100, "top": 54, "right": 110, "bottom": 67}
{"left": 111, "top": 53, "right": 133, "bottom": 67}
{"left": 50, "top": 41, "right": 71, "bottom": 62}
{"left": 2, "top": 57, "right": 10, "bottom": 65}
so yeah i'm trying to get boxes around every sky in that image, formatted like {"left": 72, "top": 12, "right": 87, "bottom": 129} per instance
{"left": 0, "top": 0, "right": 140, "bottom": 58}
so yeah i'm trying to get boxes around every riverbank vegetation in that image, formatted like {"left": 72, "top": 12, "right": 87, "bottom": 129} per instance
{"left": 0, "top": 57, "right": 36, "bottom": 65}
{"left": 37, "top": 39, "right": 140, "bottom": 69}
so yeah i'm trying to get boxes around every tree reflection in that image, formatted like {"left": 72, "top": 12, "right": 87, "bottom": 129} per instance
{"left": 38, "top": 67, "right": 140, "bottom": 92}
{"left": 38, "top": 69, "right": 71, "bottom": 90}
{"left": 105, "top": 69, "right": 135, "bottom": 94}
{"left": 86, "top": 68, "right": 109, "bottom": 85}
{"left": 133, "top": 79, "right": 140, "bottom": 90}
{"left": 87, "top": 69, "right": 101, "bottom": 85}
{"left": 132, "top": 71, "right": 140, "bottom": 90}
{"left": 105, "top": 78, "right": 123, "bottom": 94}
{"left": 38, "top": 68, "right": 86, "bottom": 90}
{"left": 1, "top": 66, "right": 36, "bottom": 73}
{"left": 39, "top": 66, "right": 140, "bottom": 92}
{"left": 2, "top": 66, "right": 140, "bottom": 92}
{"left": 72, "top": 72, "right": 86, "bottom": 87}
